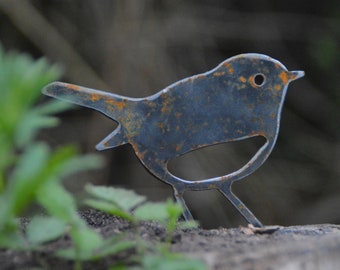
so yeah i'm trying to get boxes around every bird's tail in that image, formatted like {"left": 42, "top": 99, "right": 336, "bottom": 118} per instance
{"left": 42, "top": 81, "right": 131, "bottom": 150}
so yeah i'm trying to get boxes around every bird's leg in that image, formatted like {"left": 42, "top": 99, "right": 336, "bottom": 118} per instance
{"left": 218, "top": 183, "right": 263, "bottom": 227}
{"left": 172, "top": 186, "right": 193, "bottom": 221}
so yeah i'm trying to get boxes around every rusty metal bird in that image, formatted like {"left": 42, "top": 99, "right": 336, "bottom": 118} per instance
{"left": 42, "top": 53, "right": 304, "bottom": 227}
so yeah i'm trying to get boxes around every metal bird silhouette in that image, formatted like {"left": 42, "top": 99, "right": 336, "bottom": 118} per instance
{"left": 42, "top": 53, "right": 304, "bottom": 227}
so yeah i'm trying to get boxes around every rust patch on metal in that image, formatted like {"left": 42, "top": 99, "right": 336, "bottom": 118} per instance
{"left": 239, "top": 76, "right": 247, "bottom": 83}
{"left": 175, "top": 143, "right": 183, "bottom": 152}
{"left": 106, "top": 99, "right": 126, "bottom": 110}
{"left": 249, "top": 75, "right": 257, "bottom": 88}
{"left": 223, "top": 62, "right": 234, "bottom": 74}
{"left": 213, "top": 71, "right": 225, "bottom": 77}
{"left": 91, "top": 93, "right": 101, "bottom": 101}
{"left": 160, "top": 93, "right": 174, "bottom": 115}
{"left": 274, "top": 84, "right": 281, "bottom": 91}
{"left": 65, "top": 83, "right": 80, "bottom": 91}
{"left": 279, "top": 71, "right": 289, "bottom": 85}
{"left": 223, "top": 62, "right": 231, "bottom": 68}
{"left": 195, "top": 74, "right": 206, "bottom": 80}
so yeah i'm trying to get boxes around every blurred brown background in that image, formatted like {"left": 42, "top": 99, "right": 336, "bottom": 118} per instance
{"left": 0, "top": 0, "right": 338, "bottom": 228}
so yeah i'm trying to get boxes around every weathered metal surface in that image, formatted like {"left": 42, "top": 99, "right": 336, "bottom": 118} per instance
{"left": 42, "top": 53, "right": 304, "bottom": 227}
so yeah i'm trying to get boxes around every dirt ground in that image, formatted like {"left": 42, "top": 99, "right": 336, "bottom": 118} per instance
{"left": 1, "top": 209, "right": 340, "bottom": 270}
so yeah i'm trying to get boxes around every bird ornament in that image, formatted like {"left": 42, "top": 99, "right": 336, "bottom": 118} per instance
{"left": 42, "top": 53, "right": 304, "bottom": 227}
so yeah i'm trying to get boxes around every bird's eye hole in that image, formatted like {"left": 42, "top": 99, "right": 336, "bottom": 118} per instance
{"left": 253, "top": 73, "right": 266, "bottom": 87}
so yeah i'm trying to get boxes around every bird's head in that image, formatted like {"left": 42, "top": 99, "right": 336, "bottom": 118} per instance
{"left": 210, "top": 53, "right": 305, "bottom": 138}
{"left": 218, "top": 53, "right": 304, "bottom": 98}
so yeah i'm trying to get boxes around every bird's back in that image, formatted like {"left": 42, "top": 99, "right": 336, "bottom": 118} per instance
{"left": 129, "top": 65, "right": 278, "bottom": 162}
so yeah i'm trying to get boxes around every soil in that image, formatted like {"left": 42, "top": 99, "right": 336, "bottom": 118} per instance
{"left": 1, "top": 209, "right": 340, "bottom": 270}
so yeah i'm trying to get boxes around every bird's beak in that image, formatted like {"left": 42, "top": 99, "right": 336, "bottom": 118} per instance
{"left": 288, "top": 70, "right": 305, "bottom": 82}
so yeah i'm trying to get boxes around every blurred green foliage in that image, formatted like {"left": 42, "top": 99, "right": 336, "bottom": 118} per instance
{"left": 0, "top": 44, "right": 104, "bottom": 262}
{"left": 0, "top": 44, "right": 205, "bottom": 269}
{"left": 85, "top": 184, "right": 203, "bottom": 270}
{"left": 0, "top": 43, "right": 72, "bottom": 188}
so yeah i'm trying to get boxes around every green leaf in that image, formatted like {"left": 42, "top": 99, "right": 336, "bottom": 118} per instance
{"left": 166, "top": 200, "right": 183, "bottom": 220}
{"left": 134, "top": 202, "right": 169, "bottom": 222}
{"left": 14, "top": 100, "right": 74, "bottom": 147}
{"left": 34, "top": 99, "right": 74, "bottom": 115}
{"left": 84, "top": 199, "right": 134, "bottom": 221}
{"left": 15, "top": 112, "right": 59, "bottom": 147}
{"left": 142, "top": 254, "right": 207, "bottom": 270}
{"left": 26, "top": 216, "right": 67, "bottom": 245}
{"left": 6, "top": 144, "right": 102, "bottom": 217}
{"left": 92, "top": 239, "right": 134, "bottom": 259}
{"left": 42, "top": 145, "right": 78, "bottom": 178}
{"left": 70, "top": 226, "right": 103, "bottom": 254}
{"left": 109, "top": 265, "right": 129, "bottom": 270}
{"left": 37, "top": 181, "right": 104, "bottom": 260}
{"left": 35, "top": 145, "right": 102, "bottom": 185}
{"left": 0, "top": 133, "right": 13, "bottom": 173}
{"left": 0, "top": 46, "right": 62, "bottom": 149}
{"left": 36, "top": 181, "right": 79, "bottom": 222}
{"left": 7, "top": 143, "right": 50, "bottom": 215}
{"left": 57, "top": 239, "right": 134, "bottom": 261}
{"left": 9, "top": 143, "right": 49, "bottom": 185}
{"left": 37, "top": 181, "right": 103, "bottom": 251}
{"left": 0, "top": 229, "right": 27, "bottom": 249}
{"left": 85, "top": 184, "right": 146, "bottom": 212}
{"left": 58, "top": 154, "right": 104, "bottom": 179}
{"left": 0, "top": 214, "right": 25, "bottom": 249}
{"left": 177, "top": 220, "right": 199, "bottom": 230}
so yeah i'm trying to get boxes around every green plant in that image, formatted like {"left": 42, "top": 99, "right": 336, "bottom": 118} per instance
{"left": 0, "top": 44, "right": 206, "bottom": 270}
{"left": 0, "top": 44, "right": 106, "bottom": 268}
{"left": 85, "top": 185, "right": 205, "bottom": 270}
